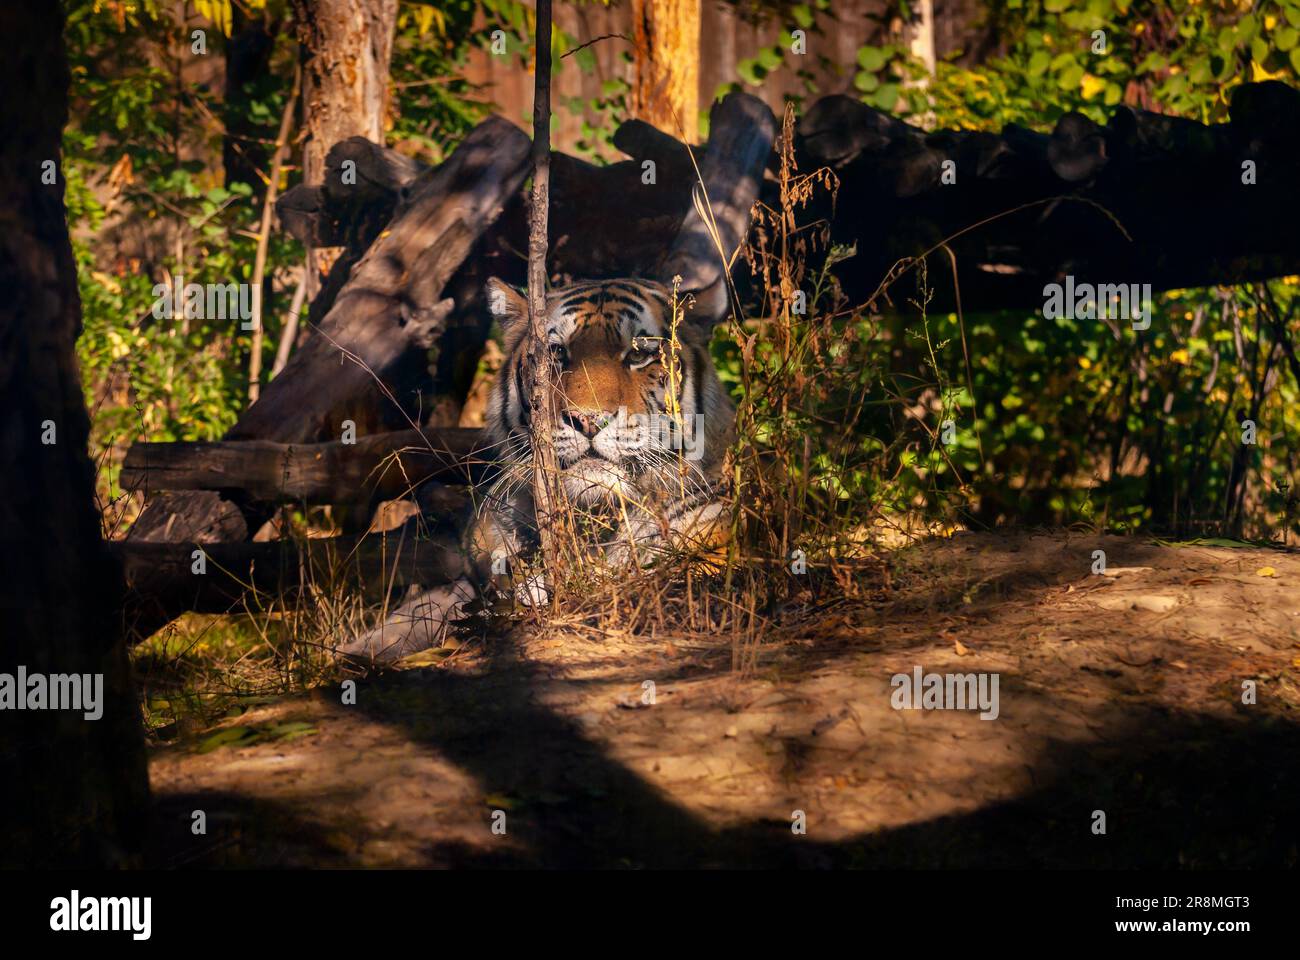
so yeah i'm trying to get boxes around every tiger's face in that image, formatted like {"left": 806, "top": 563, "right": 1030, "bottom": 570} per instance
{"left": 484, "top": 277, "right": 731, "bottom": 511}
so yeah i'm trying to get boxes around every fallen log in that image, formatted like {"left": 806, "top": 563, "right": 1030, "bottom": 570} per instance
{"left": 128, "top": 84, "right": 1300, "bottom": 507}
{"left": 794, "top": 81, "right": 1300, "bottom": 311}
{"left": 235, "top": 116, "right": 530, "bottom": 442}
{"left": 113, "top": 529, "right": 464, "bottom": 637}
{"left": 610, "top": 118, "right": 703, "bottom": 185}
{"left": 276, "top": 135, "right": 430, "bottom": 252}
{"left": 490, "top": 150, "right": 694, "bottom": 285}
{"left": 277, "top": 138, "right": 437, "bottom": 330}
{"left": 276, "top": 184, "right": 344, "bottom": 248}
{"left": 659, "top": 92, "right": 777, "bottom": 317}
{"left": 122, "top": 427, "right": 487, "bottom": 501}
{"left": 480, "top": 102, "right": 769, "bottom": 291}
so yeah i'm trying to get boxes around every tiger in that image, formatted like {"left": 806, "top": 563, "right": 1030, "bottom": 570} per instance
{"left": 336, "top": 276, "right": 735, "bottom": 663}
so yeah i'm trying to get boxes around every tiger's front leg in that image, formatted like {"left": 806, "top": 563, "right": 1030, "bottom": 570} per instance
{"left": 464, "top": 508, "right": 524, "bottom": 586}
{"left": 465, "top": 502, "right": 550, "bottom": 607}
{"left": 604, "top": 499, "right": 729, "bottom": 570}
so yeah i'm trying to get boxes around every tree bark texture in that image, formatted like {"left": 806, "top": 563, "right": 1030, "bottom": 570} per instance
{"left": 630, "top": 0, "right": 701, "bottom": 139}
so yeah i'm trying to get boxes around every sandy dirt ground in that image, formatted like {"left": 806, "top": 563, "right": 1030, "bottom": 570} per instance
{"left": 146, "top": 531, "right": 1300, "bottom": 868}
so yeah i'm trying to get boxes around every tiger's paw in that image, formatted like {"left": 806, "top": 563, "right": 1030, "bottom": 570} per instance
{"left": 335, "top": 580, "right": 474, "bottom": 664}
{"left": 516, "top": 573, "right": 550, "bottom": 608}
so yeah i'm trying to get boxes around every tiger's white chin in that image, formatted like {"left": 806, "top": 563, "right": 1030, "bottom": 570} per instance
{"left": 562, "top": 456, "right": 636, "bottom": 507}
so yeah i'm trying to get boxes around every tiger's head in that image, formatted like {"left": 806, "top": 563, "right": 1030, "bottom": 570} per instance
{"left": 482, "top": 277, "right": 734, "bottom": 512}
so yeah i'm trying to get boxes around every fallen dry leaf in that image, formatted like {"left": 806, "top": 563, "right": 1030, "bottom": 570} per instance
{"left": 1256, "top": 566, "right": 1278, "bottom": 578}
{"left": 954, "top": 640, "right": 971, "bottom": 656}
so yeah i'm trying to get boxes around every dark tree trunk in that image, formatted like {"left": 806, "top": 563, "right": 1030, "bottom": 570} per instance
{"left": 0, "top": 2, "right": 148, "bottom": 867}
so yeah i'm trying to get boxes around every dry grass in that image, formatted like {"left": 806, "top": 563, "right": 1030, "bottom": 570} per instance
{"left": 129, "top": 503, "right": 464, "bottom": 734}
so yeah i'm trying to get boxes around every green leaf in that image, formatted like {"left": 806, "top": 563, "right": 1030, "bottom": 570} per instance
{"left": 270, "top": 721, "right": 317, "bottom": 737}
{"left": 857, "top": 46, "right": 887, "bottom": 72}
{"left": 1137, "top": 52, "right": 1166, "bottom": 73}
{"left": 792, "top": 4, "right": 814, "bottom": 28}
{"left": 270, "top": 722, "right": 318, "bottom": 742}
{"left": 757, "top": 45, "right": 783, "bottom": 71}
{"left": 1049, "top": 51, "right": 1077, "bottom": 72}
{"left": 870, "top": 84, "right": 900, "bottom": 110}
{"left": 868, "top": 83, "right": 899, "bottom": 110}
{"left": 1056, "top": 63, "right": 1085, "bottom": 91}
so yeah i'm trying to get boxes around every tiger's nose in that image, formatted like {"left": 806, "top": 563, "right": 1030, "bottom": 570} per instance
{"left": 562, "top": 410, "right": 605, "bottom": 438}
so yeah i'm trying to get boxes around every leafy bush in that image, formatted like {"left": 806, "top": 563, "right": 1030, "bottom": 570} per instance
{"left": 720, "top": 0, "right": 1300, "bottom": 540}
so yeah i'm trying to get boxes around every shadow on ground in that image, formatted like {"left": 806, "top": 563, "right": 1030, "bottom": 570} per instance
{"left": 145, "top": 533, "right": 1300, "bottom": 868}
{"left": 148, "top": 626, "right": 1300, "bottom": 868}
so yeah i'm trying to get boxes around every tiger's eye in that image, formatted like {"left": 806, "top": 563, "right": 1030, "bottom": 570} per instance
{"left": 626, "top": 343, "right": 659, "bottom": 367}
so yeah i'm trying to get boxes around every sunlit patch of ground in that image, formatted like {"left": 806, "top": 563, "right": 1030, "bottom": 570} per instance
{"left": 146, "top": 531, "right": 1300, "bottom": 868}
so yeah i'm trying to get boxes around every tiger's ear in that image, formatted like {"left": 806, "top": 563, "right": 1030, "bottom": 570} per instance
{"left": 485, "top": 277, "right": 528, "bottom": 334}
{"left": 674, "top": 276, "right": 729, "bottom": 343}
{"left": 681, "top": 276, "right": 728, "bottom": 325}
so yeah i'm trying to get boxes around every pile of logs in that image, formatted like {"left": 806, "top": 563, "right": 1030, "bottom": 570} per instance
{"left": 117, "top": 92, "right": 776, "bottom": 638}
{"left": 117, "top": 82, "right": 1300, "bottom": 639}
{"left": 796, "top": 80, "right": 1300, "bottom": 310}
